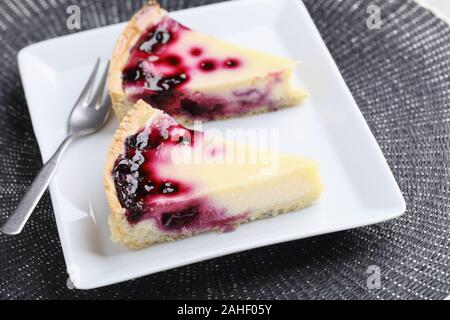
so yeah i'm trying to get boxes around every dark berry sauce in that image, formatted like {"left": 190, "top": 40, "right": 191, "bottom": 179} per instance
{"left": 224, "top": 58, "right": 240, "bottom": 68}
{"left": 112, "top": 116, "right": 250, "bottom": 232}
{"left": 122, "top": 16, "right": 190, "bottom": 93}
{"left": 121, "top": 16, "right": 257, "bottom": 120}
{"left": 199, "top": 59, "right": 217, "bottom": 72}
{"left": 190, "top": 47, "right": 203, "bottom": 57}
{"left": 163, "top": 54, "right": 182, "bottom": 66}
{"left": 161, "top": 206, "right": 198, "bottom": 229}
{"left": 112, "top": 116, "right": 197, "bottom": 225}
{"left": 122, "top": 66, "right": 144, "bottom": 84}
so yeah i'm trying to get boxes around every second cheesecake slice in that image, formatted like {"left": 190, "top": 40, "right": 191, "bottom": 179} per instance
{"left": 105, "top": 100, "right": 323, "bottom": 249}
{"left": 109, "top": 0, "right": 308, "bottom": 123}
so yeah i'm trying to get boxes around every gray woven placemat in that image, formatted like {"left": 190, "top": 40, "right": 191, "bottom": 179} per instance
{"left": 0, "top": 0, "right": 449, "bottom": 300}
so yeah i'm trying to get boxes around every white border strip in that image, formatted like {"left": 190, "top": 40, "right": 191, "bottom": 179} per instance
{"left": 415, "top": 0, "right": 450, "bottom": 25}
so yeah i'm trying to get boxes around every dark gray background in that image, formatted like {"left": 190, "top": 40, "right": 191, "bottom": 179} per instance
{"left": 0, "top": 0, "right": 449, "bottom": 300}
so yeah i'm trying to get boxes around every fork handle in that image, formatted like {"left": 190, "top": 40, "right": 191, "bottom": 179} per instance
{"left": 1, "top": 136, "right": 75, "bottom": 235}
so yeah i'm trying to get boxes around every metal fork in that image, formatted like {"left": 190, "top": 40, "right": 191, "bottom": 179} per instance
{"left": 1, "top": 59, "right": 111, "bottom": 235}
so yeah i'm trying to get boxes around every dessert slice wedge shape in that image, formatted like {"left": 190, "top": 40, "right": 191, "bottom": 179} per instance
{"left": 109, "top": 0, "right": 308, "bottom": 124}
{"left": 105, "top": 100, "right": 323, "bottom": 249}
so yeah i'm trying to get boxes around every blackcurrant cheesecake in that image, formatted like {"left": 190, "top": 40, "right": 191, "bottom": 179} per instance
{"left": 105, "top": 100, "right": 323, "bottom": 249}
{"left": 109, "top": 1, "right": 308, "bottom": 124}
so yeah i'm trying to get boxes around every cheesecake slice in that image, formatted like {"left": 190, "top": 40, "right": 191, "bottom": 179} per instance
{"left": 109, "top": 0, "right": 308, "bottom": 124}
{"left": 105, "top": 100, "right": 323, "bottom": 249}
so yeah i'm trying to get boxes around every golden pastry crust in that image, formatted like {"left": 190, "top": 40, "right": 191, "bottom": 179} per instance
{"left": 109, "top": 1, "right": 167, "bottom": 120}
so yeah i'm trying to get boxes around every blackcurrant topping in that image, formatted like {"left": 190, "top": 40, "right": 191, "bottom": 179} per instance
{"left": 143, "top": 92, "right": 175, "bottom": 109}
{"left": 112, "top": 122, "right": 199, "bottom": 224}
{"left": 122, "top": 67, "right": 144, "bottom": 83}
{"left": 161, "top": 207, "right": 199, "bottom": 229}
{"left": 112, "top": 119, "right": 249, "bottom": 230}
{"left": 145, "top": 72, "right": 189, "bottom": 92}
{"left": 126, "top": 208, "right": 145, "bottom": 224}
{"left": 224, "top": 58, "right": 240, "bottom": 68}
{"left": 199, "top": 59, "right": 217, "bottom": 72}
{"left": 190, "top": 47, "right": 203, "bottom": 57}
{"left": 160, "top": 182, "right": 178, "bottom": 194}
{"left": 139, "top": 28, "right": 172, "bottom": 53}
{"left": 164, "top": 55, "right": 181, "bottom": 66}
{"left": 122, "top": 17, "right": 247, "bottom": 120}
{"left": 143, "top": 182, "right": 156, "bottom": 193}
{"left": 181, "top": 99, "right": 208, "bottom": 116}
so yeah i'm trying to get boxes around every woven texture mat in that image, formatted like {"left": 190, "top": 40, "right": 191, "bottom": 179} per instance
{"left": 0, "top": 0, "right": 449, "bottom": 300}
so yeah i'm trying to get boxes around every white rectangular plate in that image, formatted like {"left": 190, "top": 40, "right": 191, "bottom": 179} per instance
{"left": 17, "top": 0, "right": 406, "bottom": 289}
